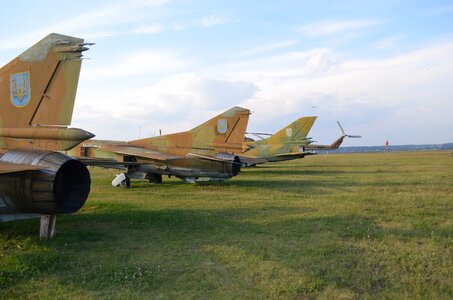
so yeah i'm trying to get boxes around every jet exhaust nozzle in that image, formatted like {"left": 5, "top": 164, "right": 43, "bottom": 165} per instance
{"left": 0, "top": 150, "right": 91, "bottom": 214}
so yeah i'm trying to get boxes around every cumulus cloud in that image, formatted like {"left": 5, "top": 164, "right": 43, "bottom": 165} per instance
{"left": 73, "top": 40, "right": 453, "bottom": 145}
{"left": 121, "top": 74, "right": 257, "bottom": 116}
{"left": 74, "top": 74, "right": 258, "bottom": 138}
{"left": 226, "top": 42, "right": 453, "bottom": 144}
{"left": 223, "top": 48, "right": 338, "bottom": 80}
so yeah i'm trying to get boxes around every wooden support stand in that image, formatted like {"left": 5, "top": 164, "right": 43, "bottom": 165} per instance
{"left": 40, "top": 214, "right": 57, "bottom": 239}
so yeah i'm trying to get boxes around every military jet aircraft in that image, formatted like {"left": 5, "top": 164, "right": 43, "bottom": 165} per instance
{"left": 241, "top": 118, "right": 360, "bottom": 166}
{"left": 240, "top": 116, "right": 317, "bottom": 166}
{"left": 69, "top": 107, "right": 250, "bottom": 187}
{"left": 0, "top": 33, "right": 94, "bottom": 237}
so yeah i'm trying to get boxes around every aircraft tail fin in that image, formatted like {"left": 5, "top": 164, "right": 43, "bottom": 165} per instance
{"left": 306, "top": 121, "right": 361, "bottom": 150}
{"left": 328, "top": 121, "right": 361, "bottom": 148}
{"left": 260, "top": 116, "right": 317, "bottom": 145}
{"left": 0, "top": 33, "right": 91, "bottom": 128}
{"left": 190, "top": 106, "right": 251, "bottom": 152}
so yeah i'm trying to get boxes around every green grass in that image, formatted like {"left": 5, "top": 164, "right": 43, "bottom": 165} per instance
{"left": 1, "top": 151, "right": 452, "bottom": 299}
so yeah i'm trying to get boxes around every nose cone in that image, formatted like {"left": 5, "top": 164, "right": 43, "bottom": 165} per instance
{"left": 68, "top": 128, "right": 95, "bottom": 142}
{"left": 83, "top": 130, "right": 95, "bottom": 140}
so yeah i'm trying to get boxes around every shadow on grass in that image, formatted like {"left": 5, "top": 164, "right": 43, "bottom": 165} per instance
{"left": 200, "top": 178, "right": 361, "bottom": 195}
{"left": 104, "top": 176, "right": 354, "bottom": 194}
{"left": 0, "top": 206, "right": 409, "bottom": 297}
{"left": 97, "top": 178, "right": 408, "bottom": 198}
{"left": 241, "top": 169, "right": 346, "bottom": 176}
{"left": 242, "top": 168, "right": 399, "bottom": 176}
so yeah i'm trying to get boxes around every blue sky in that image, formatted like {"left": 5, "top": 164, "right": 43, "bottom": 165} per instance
{"left": 1, "top": 0, "right": 452, "bottom": 145}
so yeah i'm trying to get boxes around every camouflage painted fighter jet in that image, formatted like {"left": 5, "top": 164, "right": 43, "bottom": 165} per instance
{"left": 68, "top": 107, "right": 250, "bottom": 187}
{"left": 241, "top": 118, "right": 360, "bottom": 166}
{"left": 0, "top": 33, "right": 94, "bottom": 236}
{"left": 240, "top": 116, "right": 317, "bottom": 166}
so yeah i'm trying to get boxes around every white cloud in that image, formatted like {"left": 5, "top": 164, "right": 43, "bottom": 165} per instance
{"left": 223, "top": 48, "right": 338, "bottom": 80}
{"left": 133, "top": 24, "right": 165, "bottom": 34}
{"left": 83, "top": 49, "right": 192, "bottom": 80}
{"left": 138, "top": 0, "right": 171, "bottom": 6}
{"left": 199, "top": 16, "right": 233, "bottom": 28}
{"left": 237, "top": 40, "right": 298, "bottom": 57}
{"left": 0, "top": 6, "right": 129, "bottom": 52}
{"left": 191, "top": 42, "right": 452, "bottom": 145}
{"left": 73, "top": 41, "right": 453, "bottom": 145}
{"left": 372, "top": 35, "right": 401, "bottom": 50}
{"left": 74, "top": 43, "right": 453, "bottom": 145}
{"left": 299, "top": 19, "right": 380, "bottom": 37}
{"left": 0, "top": 0, "right": 171, "bottom": 52}
{"left": 73, "top": 74, "right": 257, "bottom": 138}
{"left": 171, "top": 23, "right": 188, "bottom": 31}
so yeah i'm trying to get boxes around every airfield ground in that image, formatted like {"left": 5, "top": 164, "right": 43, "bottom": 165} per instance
{"left": 1, "top": 151, "right": 452, "bottom": 299}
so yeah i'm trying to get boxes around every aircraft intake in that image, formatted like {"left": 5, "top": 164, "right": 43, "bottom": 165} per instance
{"left": 0, "top": 150, "right": 90, "bottom": 214}
{"left": 216, "top": 153, "right": 241, "bottom": 176}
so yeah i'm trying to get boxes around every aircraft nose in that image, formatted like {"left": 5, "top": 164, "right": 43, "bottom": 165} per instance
{"left": 84, "top": 130, "right": 95, "bottom": 140}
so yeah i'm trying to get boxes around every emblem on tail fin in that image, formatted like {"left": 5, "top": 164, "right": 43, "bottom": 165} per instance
{"left": 217, "top": 119, "right": 228, "bottom": 134}
{"left": 10, "top": 71, "right": 31, "bottom": 107}
{"left": 286, "top": 128, "right": 292, "bottom": 137}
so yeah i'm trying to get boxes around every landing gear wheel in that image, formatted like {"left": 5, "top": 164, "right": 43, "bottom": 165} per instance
{"left": 147, "top": 174, "right": 163, "bottom": 184}
{"left": 120, "top": 176, "right": 131, "bottom": 188}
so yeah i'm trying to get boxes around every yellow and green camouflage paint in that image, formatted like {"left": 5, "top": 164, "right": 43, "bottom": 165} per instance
{"left": 67, "top": 107, "right": 250, "bottom": 180}
{"left": 241, "top": 116, "right": 317, "bottom": 164}
{"left": 0, "top": 34, "right": 93, "bottom": 219}
{"left": 0, "top": 33, "right": 93, "bottom": 153}
{"left": 241, "top": 117, "right": 357, "bottom": 166}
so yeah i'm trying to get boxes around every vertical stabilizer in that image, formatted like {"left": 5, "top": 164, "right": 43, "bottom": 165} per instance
{"left": 257, "top": 116, "right": 317, "bottom": 145}
{"left": 190, "top": 106, "right": 250, "bottom": 152}
{"left": 0, "top": 33, "right": 89, "bottom": 128}
{"left": 129, "top": 107, "right": 250, "bottom": 153}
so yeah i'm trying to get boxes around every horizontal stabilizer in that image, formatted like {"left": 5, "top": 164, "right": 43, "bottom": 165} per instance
{"left": 337, "top": 121, "right": 361, "bottom": 138}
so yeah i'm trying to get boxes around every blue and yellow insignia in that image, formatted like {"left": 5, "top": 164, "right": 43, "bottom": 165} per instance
{"left": 217, "top": 119, "right": 228, "bottom": 134}
{"left": 10, "top": 71, "right": 31, "bottom": 107}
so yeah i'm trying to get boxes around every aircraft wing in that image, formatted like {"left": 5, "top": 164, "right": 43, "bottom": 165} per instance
{"left": 75, "top": 145, "right": 183, "bottom": 169}
{"left": 186, "top": 153, "right": 233, "bottom": 163}
{"left": 0, "top": 162, "right": 45, "bottom": 174}
{"left": 238, "top": 156, "right": 269, "bottom": 166}
{"left": 78, "top": 145, "right": 237, "bottom": 170}
{"left": 75, "top": 157, "right": 133, "bottom": 169}
{"left": 102, "top": 144, "right": 181, "bottom": 161}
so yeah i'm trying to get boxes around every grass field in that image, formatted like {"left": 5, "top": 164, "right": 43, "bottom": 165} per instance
{"left": 1, "top": 151, "right": 452, "bottom": 299}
